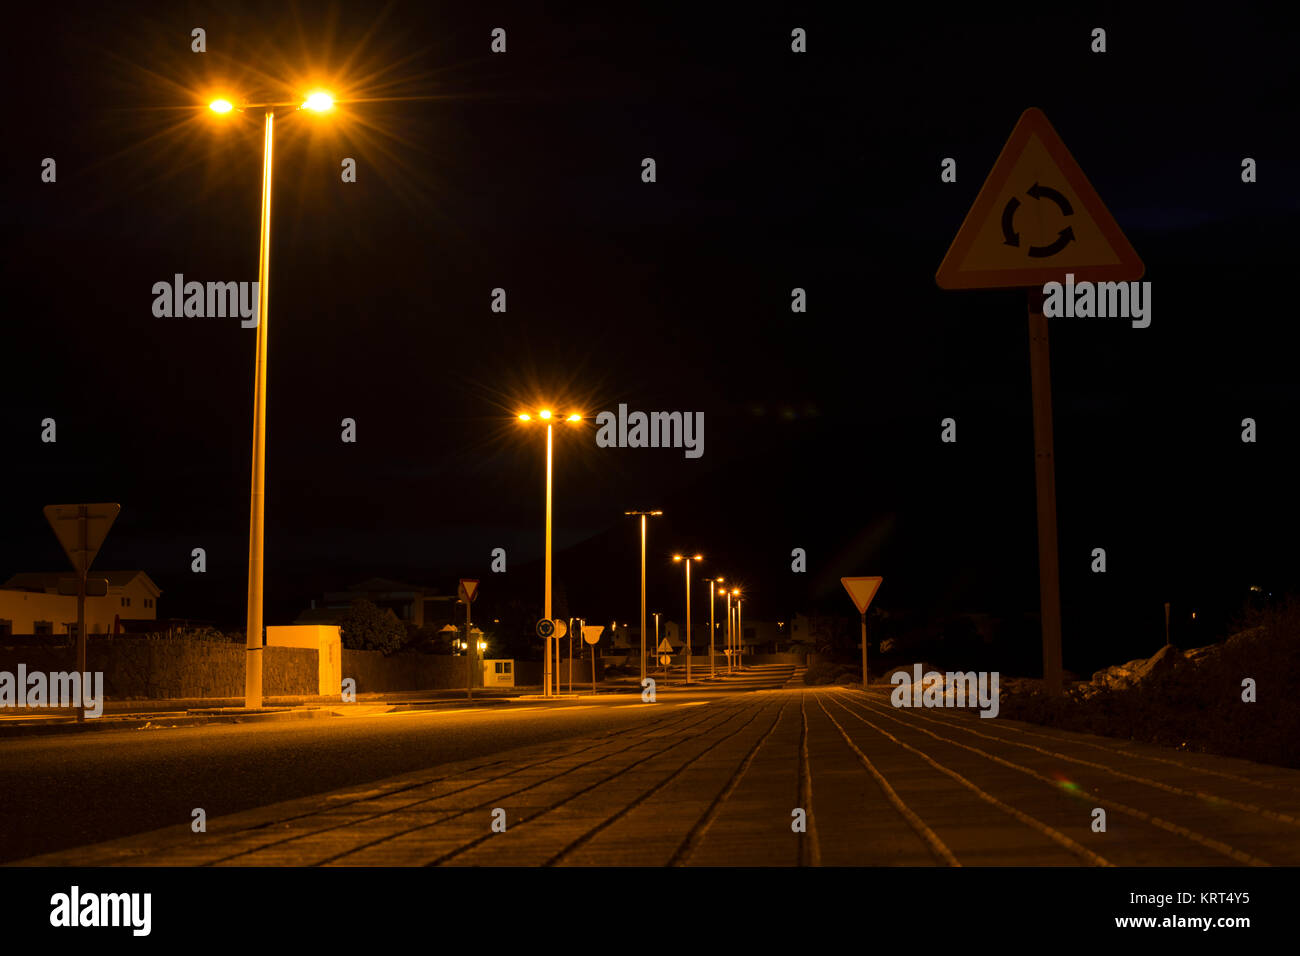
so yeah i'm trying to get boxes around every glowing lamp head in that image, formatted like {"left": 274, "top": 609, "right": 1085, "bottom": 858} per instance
{"left": 567, "top": 413, "right": 582, "bottom": 422}
{"left": 539, "top": 409, "right": 553, "bottom": 421}
{"left": 518, "top": 413, "right": 532, "bottom": 422}
{"left": 209, "top": 99, "right": 234, "bottom": 113}
{"left": 693, "top": 554, "right": 704, "bottom": 561}
{"left": 302, "top": 91, "right": 334, "bottom": 112}
{"left": 672, "top": 554, "right": 683, "bottom": 562}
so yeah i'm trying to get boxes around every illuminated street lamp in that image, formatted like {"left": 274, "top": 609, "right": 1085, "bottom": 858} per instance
{"left": 625, "top": 510, "right": 663, "bottom": 685}
{"left": 722, "top": 586, "right": 738, "bottom": 673}
{"left": 671, "top": 554, "right": 703, "bottom": 684}
{"left": 703, "top": 577, "right": 723, "bottom": 678}
{"left": 208, "top": 88, "right": 335, "bottom": 709}
{"left": 518, "top": 408, "right": 583, "bottom": 696}
{"left": 736, "top": 592, "right": 744, "bottom": 669}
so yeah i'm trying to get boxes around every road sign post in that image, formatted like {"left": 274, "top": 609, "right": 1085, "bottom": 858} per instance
{"left": 460, "top": 580, "right": 479, "bottom": 700}
{"left": 582, "top": 624, "right": 603, "bottom": 693}
{"left": 554, "top": 619, "right": 566, "bottom": 697}
{"left": 44, "top": 503, "right": 120, "bottom": 721}
{"left": 1028, "top": 288, "right": 1063, "bottom": 694}
{"left": 841, "top": 577, "right": 883, "bottom": 688}
{"left": 936, "top": 108, "right": 1143, "bottom": 695}
{"left": 537, "top": 618, "right": 556, "bottom": 696}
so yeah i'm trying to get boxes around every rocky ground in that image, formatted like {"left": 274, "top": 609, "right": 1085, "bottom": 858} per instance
{"left": 998, "top": 601, "right": 1300, "bottom": 768}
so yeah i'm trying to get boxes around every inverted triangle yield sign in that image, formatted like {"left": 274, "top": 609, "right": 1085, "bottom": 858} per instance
{"left": 43, "top": 503, "right": 120, "bottom": 575}
{"left": 841, "top": 576, "right": 882, "bottom": 615}
{"left": 936, "top": 108, "right": 1143, "bottom": 290}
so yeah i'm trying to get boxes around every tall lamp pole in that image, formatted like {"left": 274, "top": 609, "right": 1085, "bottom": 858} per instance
{"left": 736, "top": 593, "right": 744, "bottom": 669}
{"left": 704, "top": 577, "right": 723, "bottom": 678}
{"left": 625, "top": 510, "right": 663, "bottom": 687}
{"left": 208, "top": 91, "right": 336, "bottom": 709}
{"left": 672, "top": 554, "right": 703, "bottom": 684}
{"left": 519, "top": 409, "right": 583, "bottom": 696}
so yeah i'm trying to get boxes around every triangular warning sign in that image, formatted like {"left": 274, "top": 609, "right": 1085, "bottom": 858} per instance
{"left": 44, "top": 503, "right": 120, "bottom": 574}
{"left": 840, "top": 576, "right": 882, "bottom": 615}
{"left": 656, "top": 638, "right": 675, "bottom": 653}
{"left": 936, "top": 108, "right": 1143, "bottom": 290}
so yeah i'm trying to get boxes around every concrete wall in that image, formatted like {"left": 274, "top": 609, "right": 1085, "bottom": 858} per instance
{"left": 268, "top": 625, "right": 341, "bottom": 696}
{"left": 0, "top": 637, "right": 563, "bottom": 701}
{"left": 0, "top": 638, "right": 317, "bottom": 698}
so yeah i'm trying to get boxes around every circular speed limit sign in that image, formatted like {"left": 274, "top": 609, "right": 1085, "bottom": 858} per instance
{"left": 536, "top": 618, "right": 555, "bottom": 639}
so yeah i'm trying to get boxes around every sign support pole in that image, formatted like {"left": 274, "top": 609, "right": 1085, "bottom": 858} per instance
{"left": 860, "top": 611, "right": 867, "bottom": 689}
{"left": 76, "top": 508, "right": 87, "bottom": 723}
{"left": 1028, "top": 288, "right": 1064, "bottom": 695}
{"left": 466, "top": 598, "right": 473, "bottom": 701}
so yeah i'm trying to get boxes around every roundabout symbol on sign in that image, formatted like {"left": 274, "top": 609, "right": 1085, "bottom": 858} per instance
{"left": 536, "top": 618, "right": 555, "bottom": 639}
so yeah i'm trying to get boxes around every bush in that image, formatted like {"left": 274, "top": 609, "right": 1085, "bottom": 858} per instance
{"left": 338, "top": 599, "right": 407, "bottom": 655}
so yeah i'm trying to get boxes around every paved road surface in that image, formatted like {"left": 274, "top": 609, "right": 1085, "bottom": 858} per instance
{"left": 11, "top": 670, "right": 1300, "bottom": 866}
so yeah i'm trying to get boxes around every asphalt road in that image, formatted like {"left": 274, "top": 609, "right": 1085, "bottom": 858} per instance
{"left": 0, "top": 693, "right": 721, "bottom": 864}
{"left": 9, "top": 668, "right": 1300, "bottom": 867}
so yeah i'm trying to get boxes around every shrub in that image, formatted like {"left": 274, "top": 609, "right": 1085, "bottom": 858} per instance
{"left": 338, "top": 599, "right": 407, "bottom": 655}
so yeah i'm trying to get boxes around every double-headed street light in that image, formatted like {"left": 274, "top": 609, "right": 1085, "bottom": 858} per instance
{"left": 703, "top": 577, "right": 723, "bottom": 678}
{"left": 735, "top": 590, "right": 744, "bottom": 669}
{"left": 519, "top": 409, "right": 583, "bottom": 697}
{"left": 625, "top": 510, "right": 663, "bottom": 686}
{"left": 722, "top": 586, "right": 739, "bottom": 672}
{"left": 671, "top": 554, "right": 702, "bottom": 684}
{"left": 208, "top": 89, "right": 336, "bottom": 709}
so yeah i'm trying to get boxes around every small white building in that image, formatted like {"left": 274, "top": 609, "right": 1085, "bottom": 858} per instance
{"left": 482, "top": 659, "right": 515, "bottom": 688}
{"left": 0, "top": 571, "right": 161, "bottom": 638}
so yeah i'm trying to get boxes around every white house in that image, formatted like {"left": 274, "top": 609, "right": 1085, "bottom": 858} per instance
{"left": 0, "top": 571, "right": 161, "bottom": 638}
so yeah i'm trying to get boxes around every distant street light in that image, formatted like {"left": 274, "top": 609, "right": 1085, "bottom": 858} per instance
{"left": 671, "top": 554, "right": 703, "bottom": 683}
{"left": 625, "top": 510, "right": 663, "bottom": 685}
{"left": 704, "top": 577, "right": 723, "bottom": 678}
{"left": 736, "top": 593, "right": 744, "bottom": 669}
{"left": 723, "top": 587, "right": 740, "bottom": 672}
{"left": 208, "top": 88, "right": 336, "bottom": 709}
{"left": 519, "top": 408, "right": 583, "bottom": 696}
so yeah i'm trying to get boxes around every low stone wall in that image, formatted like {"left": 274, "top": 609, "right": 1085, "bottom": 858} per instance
{"left": 0, "top": 637, "right": 317, "bottom": 698}
{"left": 0, "top": 638, "right": 558, "bottom": 700}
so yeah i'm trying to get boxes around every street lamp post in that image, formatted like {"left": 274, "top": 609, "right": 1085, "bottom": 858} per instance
{"left": 672, "top": 554, "right": 703, "bottom": 684}
{"left": 625, "top": 510, "right": 663, "bottom": 688}
{"left": 736, "top": 594, "right": 744, "bottom": 669}
{"left": 519, "top": 409, "right": 582, "bottom": 696}
{"left": 209, "top": 90, "right": 335, "bottom": 709}
{"left": 704, "top": 577, "right": 723, "bottom": 678}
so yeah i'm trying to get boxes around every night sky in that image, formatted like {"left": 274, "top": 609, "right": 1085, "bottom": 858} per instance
{"left": 3, "top": 2, "right": 1297, "bottom": 674}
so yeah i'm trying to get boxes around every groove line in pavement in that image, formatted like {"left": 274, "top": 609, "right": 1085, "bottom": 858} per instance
{"left": 668, "top": 698, "right": 791, "bottom": 867}
{"left": 815, "top": 696, "right": 962, "bottom": 866}
{"left": 825, "top": 695, "right": 1111, "bottom": 866}
{"left": 308, "top": 702, "right": 749, "bottom": 865}
{"left": 855, "top": 692, "right": 1300, "bottom": 826}
{"left": 203, "top": 701, "right": 735, "bottom": 866}
{"left": 419, "top": 700, "right": 763, "bottom": 867}
{"left": 866, "top": 692, "right": 1300, "bottom": 798}
{"left": 542, "top": 698, "right": 783, "bottom": 866}
{"left": 835, "top": 692, "right": 1269, "bottom": 866}
{"left": 798, "top": 692, "right": 821, "bottom": 867}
